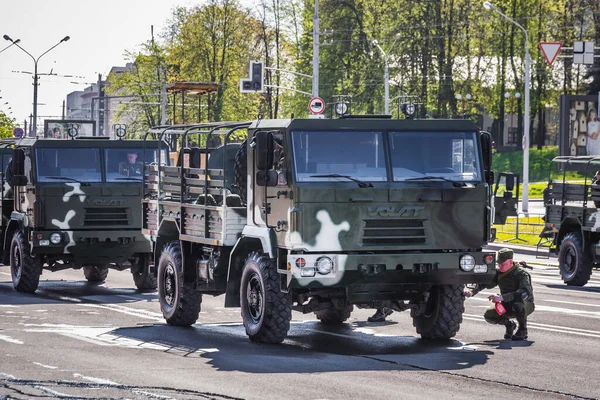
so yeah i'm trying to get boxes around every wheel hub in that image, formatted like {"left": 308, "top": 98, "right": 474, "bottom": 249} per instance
{"left": 563, "top": 247, "right": 576, "bottom": 275}
{"left": 246, "top": 274, "right": 263, "bottom": 322}
{"left": 164, "top": 264, "right": 176, "bottom": 307}
{"left": 12, "top": 245, "right": 22, "bottom": 281}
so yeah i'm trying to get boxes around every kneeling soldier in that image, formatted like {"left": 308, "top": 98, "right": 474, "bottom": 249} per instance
{"left": 463, "top": 248, "right": 535, "bottom": 340}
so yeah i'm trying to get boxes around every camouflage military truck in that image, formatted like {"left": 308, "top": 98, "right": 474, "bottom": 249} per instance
{"left": 144, "top": 117, "right": 500, "bottom": 344}
{"left": 0, "top": 135, "right": 167, "bottom": 293}
{"left": 542, "top": 156, "right": 600, "bottom": 286}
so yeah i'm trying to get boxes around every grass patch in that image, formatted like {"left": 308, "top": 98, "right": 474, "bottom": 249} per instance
{"left": 494, "top": 215, "right": 546, "bottom": 246}
{"left": 494, "top": 182, "right": 547, "bottom": 199}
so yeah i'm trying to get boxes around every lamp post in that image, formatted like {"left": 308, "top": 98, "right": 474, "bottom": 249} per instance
{"left": 3, "top": 34, "right": 70, "bottom": 136}
{"left": 483, "top": 1, "right": 530, "bottom": 212}
{"left": 0, "top": 37, "right": 20, "bottom": 54}
{"left": 373, "top": 34, "right": 401, "bottom": 115}
{"left": 455, "top": 93, "right": 472, "bottom": 118}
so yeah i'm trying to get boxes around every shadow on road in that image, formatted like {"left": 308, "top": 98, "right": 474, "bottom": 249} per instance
{"left": 0, "top": 280, "right": 156, "bottom": 306}
{"left": 109, "top": 321, "right": 493, "bottom": 374}
{"left": 469, "top": 339, "right": 535, "bottom": 350}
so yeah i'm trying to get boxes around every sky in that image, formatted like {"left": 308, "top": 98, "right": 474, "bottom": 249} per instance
{"left": 0, "top": 0, "right": 196, "bottom": 130}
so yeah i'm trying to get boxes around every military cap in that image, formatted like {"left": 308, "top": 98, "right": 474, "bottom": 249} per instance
{"left": 497, "top": 248, "right": 514, "bottom": 264}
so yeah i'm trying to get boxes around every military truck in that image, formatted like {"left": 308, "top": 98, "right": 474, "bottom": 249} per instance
{"left": 542, "top": 156, "right": 600, "bottom": 286}
{"left": 1, "top": 135, "right": 168, "bottom": 293}
{"left": 143, "top": 117, "right": 500, "bottom": 344}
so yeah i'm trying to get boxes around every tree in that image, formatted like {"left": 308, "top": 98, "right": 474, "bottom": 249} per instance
{"left": 0, "top": 111, "right": 16, "bottom": 138}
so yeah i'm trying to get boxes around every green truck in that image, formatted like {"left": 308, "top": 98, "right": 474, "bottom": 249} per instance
{"left": 1, "top": 136, "right": 166, "bottom": 293}
{"left": 144, "top": 117, "right": 501, "bottom": 343}
{"left": 542, "top": 156, "right": 600, "bottom": 286}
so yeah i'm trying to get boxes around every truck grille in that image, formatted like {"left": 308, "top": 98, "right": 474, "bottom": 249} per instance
{"left": 361, "top": 219, "right": 426, "bottom": 245}
{"left": 84, "top": 208, "right": 129, "bottom": 226}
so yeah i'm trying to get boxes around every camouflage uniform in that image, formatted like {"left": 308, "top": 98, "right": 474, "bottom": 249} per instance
{"left": 469, "top": 248, "right": 535, "bottom": 340}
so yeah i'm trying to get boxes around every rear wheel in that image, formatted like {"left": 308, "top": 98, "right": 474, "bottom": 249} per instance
{"left": 240, "top": 252, "right": 292, "bottom": 343}
{"left": 131, "top": 254, "right": 157, "bottom": 291}
{"left": 411, "top": 284, "right": 464, "bottom": 340}
{"left": 83, "top": 265, "right": 109, "bottom": 283}
{"left": 558, "top": 232, "right": 593, "bottom": 286}
{"left": 315, "top": 305, "right": 354, "bottom": 324}
{"left": 10, "top": 231, "right": 42, "bottom": 293}
{"left": 157, "top": 242, "right": 201, "bottom": 326}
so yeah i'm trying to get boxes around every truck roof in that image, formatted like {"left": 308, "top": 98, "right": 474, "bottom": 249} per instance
{"left": 14, "top": 137, "right": 162, "bottom": 149}
{"left": 249, "top": 117, "right": 481, "bottom": 132}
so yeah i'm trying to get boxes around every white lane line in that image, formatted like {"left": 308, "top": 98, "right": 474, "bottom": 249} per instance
{"left": 73, "top": 373, "right": 119, "bottom": 385}
{"left": 33, "top": 386, "right": 73, "bottom": 397}
{"left": 545, "top": 299, "right": 600, "bottom": 308}
{"left": 131, "top": 389, "right": 176, "bottom": 400}
{"left": 0, "top": 305, "right": 17, "bottom": 308}
{"left": 80, "top": 303, "right": 164, "bottom": 321}
{"left": 33, "top": 362, "right": 58, "bottom": 370}
{"left": 468, "top": 297, "right": 600, "bottom": 319}
{"left": 0, "top": 334, "right": 23, "bottom": 344}
{"left": 464, "top": 314, "right": 600, "bottom": 338}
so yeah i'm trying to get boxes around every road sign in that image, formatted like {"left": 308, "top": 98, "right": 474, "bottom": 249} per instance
{"left": 539, "top": 42, "right": 562, "bottom": 66}
{"left": 574, "top": 41, "right": 595, "bottom": 65}
{"left": 308, "top": 97, "right": 325, "bottom": 114}
{"left": 12, "top": 127, "right": 24, "bottom": 138}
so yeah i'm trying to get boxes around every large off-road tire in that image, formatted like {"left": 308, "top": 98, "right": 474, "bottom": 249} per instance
{"left": 83, "top": 265, "right": 109, "bottom": 283}
{"left": 240, "top": 251, "right": 292, "bottom": 343}
{"left": 10, "top": 231, "right": 42, "bottom": 293}
{"left": 157, "top": 242, "right": 202, "bottom": 326}
{"left": 131, "top": 254, "right": 157, "bottom": 291}
{"left": 315, "top": 305, "right": 354, "bottom": 324}
{"left": 558, "top": 232, "right": 593, "bottom": 286}
{"left": 411, "top": 284, "right": 464, "bottom": 340}
{"left": 233, "top": 140, "right": 247, "bottom": 203}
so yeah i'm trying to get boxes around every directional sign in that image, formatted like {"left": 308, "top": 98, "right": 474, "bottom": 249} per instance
{"left": 539, "top": 42, "right": 563, "bottom": 66}
{"left": 308, "top": 97, "right": 325, "bottom": 114}
{"left": 12, "top": 127, "right": 24, "bottom": 138}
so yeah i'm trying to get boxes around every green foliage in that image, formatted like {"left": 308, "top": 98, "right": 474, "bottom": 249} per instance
{"left": 492, "top": 146, "right": 559, "bottom": 183}
{"left": 0, "top": 111, "right": 16, "bottom": 138}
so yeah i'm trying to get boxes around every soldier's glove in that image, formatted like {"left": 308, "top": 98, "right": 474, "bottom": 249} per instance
{"left": 519, "top": 261, "right": 533, "bottom": 270}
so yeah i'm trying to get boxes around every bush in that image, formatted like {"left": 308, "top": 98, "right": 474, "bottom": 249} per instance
{"left": 492, "top": 146, "right": 558, "bottom": 183}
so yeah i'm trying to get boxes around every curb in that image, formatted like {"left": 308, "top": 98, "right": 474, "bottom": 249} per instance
{"left": 485, "top": 242, "right": 557, "bottom": 259}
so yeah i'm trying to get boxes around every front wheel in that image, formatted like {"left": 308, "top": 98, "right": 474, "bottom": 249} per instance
{"left": 131, "top": 254, "right": 157, "bottom": 291}
{"left": 83, "top": 265, "right": 109, "bottom": 283}
{"left": 411, "top": 284, "right": 464, "bottom": 340}
{"left": 558, "top": 232, "right": 593, "bottom": 286}
{"left": 10, "top": 231, "right": 42, "bottom": 293}
{"left": 240, "top": 252, "right": 292, "bottom": 343}
{"left": 157, "top": 242, "right": 201, "bottom": 326}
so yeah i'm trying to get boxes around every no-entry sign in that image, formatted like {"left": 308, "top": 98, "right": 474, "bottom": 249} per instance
{"left": 308, "top": 97, "right": 325, "bottom": 114}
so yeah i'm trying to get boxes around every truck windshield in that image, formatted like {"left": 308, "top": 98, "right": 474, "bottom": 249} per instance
{"left": 291, "top": 130, "right": 387, "bottom": 182}
{"left": 389, "top": 131, "right": 482, "bottom": 182}
{"left": 105, "top": 148, "right": 162, "bottom": 182}
{"left": 36, "top": 148, "right": 102, "bottom": 182}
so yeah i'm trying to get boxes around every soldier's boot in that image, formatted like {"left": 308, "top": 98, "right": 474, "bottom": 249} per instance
{"left": 511, "top": 302, "right": 528, "bottom": 340}
{"left": 368, "top": 308, "right": 393, "bottom": 322}
{"left": 504, "top": 320, "right": 517, "bottom": 339}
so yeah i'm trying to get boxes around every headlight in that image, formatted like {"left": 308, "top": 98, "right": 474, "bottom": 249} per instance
{"left": 50, "top": 233, "right": 62, "bottom": 245}
{"left": 459, "top": 254, "right": 476, "bottom": 271}
{"left": 316, "top": 256, "right": 333, "bottom": 275}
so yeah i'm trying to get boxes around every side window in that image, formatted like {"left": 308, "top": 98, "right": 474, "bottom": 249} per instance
{"left": 274, "top": 139, "right": 287, "bottom": 186}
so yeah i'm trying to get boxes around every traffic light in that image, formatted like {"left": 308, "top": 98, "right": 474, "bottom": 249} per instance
{"left": 240, "top": 61, "right": 264, "bottom": 93}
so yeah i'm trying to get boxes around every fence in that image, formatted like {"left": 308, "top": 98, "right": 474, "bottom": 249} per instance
{"left": 494, "top": 212, "right": 545, "bottom": 243}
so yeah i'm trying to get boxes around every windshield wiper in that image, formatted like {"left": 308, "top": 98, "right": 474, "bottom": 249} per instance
{"left": 114, "top": 177, "right": 142, "bottom": 181}
{"left": 404, "top": 176, "right": 466, "bottom": 187}
{"left": 44, "top": 176, "right": 85, "bottom": 184}
{"left": 310, "top": 174, "right": 374, "bottom": 188}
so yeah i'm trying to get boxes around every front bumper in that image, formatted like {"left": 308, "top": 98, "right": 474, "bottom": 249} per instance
{"left": 285, "top": 251, "right": 495, "bottom": 300}
{"left": 31, "top": 230, "right": 151, "bottom": 264}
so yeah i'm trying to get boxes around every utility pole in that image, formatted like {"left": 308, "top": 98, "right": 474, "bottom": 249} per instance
{"left": 62, "top": 100, "right": 65, "bottom": 120}
{"left": 312, "top": 0, "right": 319, "bottom": 98}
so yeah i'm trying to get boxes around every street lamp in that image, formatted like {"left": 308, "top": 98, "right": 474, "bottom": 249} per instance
{"left": 0, "top": 37, "right": 20, "bottom": 54}
{"left": 3, "top": 34, "right": 70, "bottom": 136}
{"left": 373, "top": 33, "right": 401, "bottom": 115}
{"left": 455, "top": 93, "right": 472, "bottom": 118}
{"left": 483, "top": 1, "right": 531, "bottom": 213}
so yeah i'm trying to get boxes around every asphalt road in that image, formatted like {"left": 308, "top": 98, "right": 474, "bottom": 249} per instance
{"left": 1, "top": 253, "right": 599, "bottom": 400}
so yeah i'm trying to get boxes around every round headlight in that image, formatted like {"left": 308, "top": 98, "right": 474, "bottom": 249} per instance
{"left": 316, "top": 257, "right": 333, "bottom": 275}
{"left": 50, "top": 233, "right": 62, "bottom": 245}
{"left": 459, "top": 254, "right": 476, "bottom": 271}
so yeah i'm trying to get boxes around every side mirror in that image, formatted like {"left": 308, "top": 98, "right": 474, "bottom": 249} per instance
{"left": 11, "top": 149, "right": 25, "bottom": 176}
{"left": 480, "top": 131, "right": 493, "bottom": 184}
{"left": 505, "top": 174, "right": 515, "bottom": 191}
{"left": 254, "top": 131, "right": 274, "bottom": 170}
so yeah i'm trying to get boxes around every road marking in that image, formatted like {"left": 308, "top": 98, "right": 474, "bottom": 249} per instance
{"left": 0, "top": 305, "right": 17, "bottom": 308}
{"left": 468, "top": 296, "right": 600, "bottom": 319}
{"left": 545, "top": 299, "right": 600, "bottom": 308}
{"left": 73, "top": 373, "right": 119, "bottom": 385}
{"left": 33, "top": 362, "right": 58, "bottom": 370}
{"left": 80, "top": 303, "right": 164, "bottom": 321}
{"left": 464, "top": 313, "right": 600, "bottom": 338}
{"left": 131, "top": 389, "right": 176, "bottom": 400}
{"left": 0, "top": 334, "right": 23, "bottom": 344}
{"left": 33, "top": 385, "right": 73, "bottom": 397}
